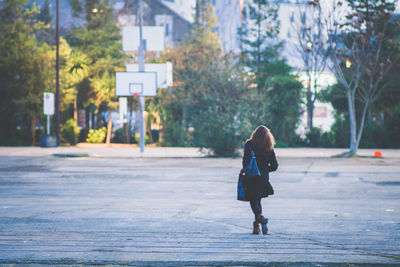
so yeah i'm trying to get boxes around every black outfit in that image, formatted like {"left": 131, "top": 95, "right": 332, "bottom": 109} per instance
{"left": 242, "top": 141, "right": 278, "bottom": 220}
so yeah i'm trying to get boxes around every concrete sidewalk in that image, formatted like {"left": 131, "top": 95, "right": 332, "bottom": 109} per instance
{"left": 0, "top": 148, "right": 399, "bottom": 266}
{"left": 0, "top": 146, "right": 399, "bottom": 158}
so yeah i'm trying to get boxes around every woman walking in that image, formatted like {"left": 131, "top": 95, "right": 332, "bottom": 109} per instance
{"left": 242, "top": 125, "right": 278, "bottom": 235}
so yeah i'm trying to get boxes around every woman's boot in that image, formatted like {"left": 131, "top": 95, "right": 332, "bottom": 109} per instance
{"left": 257, "top": 214, "right": 268, "bottom": 235}
{"left": 252, "top": 221, "right": 260, "bottom": 234}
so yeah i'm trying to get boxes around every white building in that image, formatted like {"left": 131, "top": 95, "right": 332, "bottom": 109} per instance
{"left": 212, "top": 0, "right": 337, "bottom": 135}
{"left": 159, "top": 0, "right": 196, "bottom": 22}
{"left": 212, "top": 0, "right": 242, "bottom": 53}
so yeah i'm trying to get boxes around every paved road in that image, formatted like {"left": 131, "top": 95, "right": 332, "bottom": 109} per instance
{"left": 2, "top": 146, "right": 400, "bottom": 158}
{"left": 0, "top": 147, "right": 399, "bottom": 266}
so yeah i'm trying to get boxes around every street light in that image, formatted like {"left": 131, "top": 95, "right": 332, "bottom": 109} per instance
{"left": 55, "top": 0, "right": 60, "bottom": 146}
{"left": 345, "top": 58, "right": 352, "bottom": 68}
{"left": 92, "top": 8, "right": 98, "bottom": 13}
{"left": 306, "top": 41, "right": 312, "bottom": 52}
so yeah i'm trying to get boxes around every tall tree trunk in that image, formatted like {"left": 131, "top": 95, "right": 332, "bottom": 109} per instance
{"left": 123, "top": 122, "right": 130, "bottom": 144}
{"left": 147, "top": 113, "right": 153, "bottom": 144}
{"left": 355, "top": 102, "right": 369, "bottom": 149}
{"left": 346, "top": 90, "right": 357, "bottom": 155}
{"left": 73, "top": 95, "right": 78, "bottom": 124}
{"left": 96, "top": 112, "right": 101, "bottom": 129}
{"left": 31, "top": 118, "right": 36, "bottom": 146}
{"left": 306, "top": 73, "right": 312, "bottom": 130}
{"left": 195, "top": 0, "right": 201, "bottom": 24}
{"left": 106, "top": 112, "right": 112, "bottom": 145}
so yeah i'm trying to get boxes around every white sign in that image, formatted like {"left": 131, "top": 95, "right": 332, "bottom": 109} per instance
{"left": 122, "top": 26, "right": 165, "bottom": 52}
{"left": 115, "top": 72, "right": 157, "bottom": 96}
{"left": 43, "top": 92, "right": 54, "bottom": 115}
{"left": 119, "top": 97, "right": 128, "bottom": 124}
{"left": 126, "top": 62, "right": 173, "bottom": 88}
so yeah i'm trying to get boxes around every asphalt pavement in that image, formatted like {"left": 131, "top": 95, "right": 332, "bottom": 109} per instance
{"left": 0, "top": 147, "right": 399, "bottom": 266}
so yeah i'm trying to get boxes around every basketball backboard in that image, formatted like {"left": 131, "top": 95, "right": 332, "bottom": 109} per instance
{"left": 122, "top": 26, "right": 165, "bottom": 52}
{"left": 116, "top": 72, "right": 157, "bottom": 96}
{"left": 126, "top": 62, "right": 173, "bottom": 88}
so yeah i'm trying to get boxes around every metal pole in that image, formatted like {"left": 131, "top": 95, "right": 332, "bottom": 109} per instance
{"left": 138, "top": 0, "right": 145, "bottom": 153}
{"left": 47, "top": 115, "right": 50, "bottom": 136}
{"left": 55, "top": 0, "right": 60, "bottom": 146}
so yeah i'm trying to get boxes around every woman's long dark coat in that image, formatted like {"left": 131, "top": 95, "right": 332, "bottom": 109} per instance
{"left": 242, "top": 141, "right": 279, "bottom": 200}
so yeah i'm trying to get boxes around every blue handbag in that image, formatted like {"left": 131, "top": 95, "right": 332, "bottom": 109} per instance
{"left": 237, "top": 169, "right": 247, "bottom": 201}
{"left": 237, "top": 145, "right": 261, "bottom": 201}
{"left": 242, "top": 146, "right": 261, "bottom": 177}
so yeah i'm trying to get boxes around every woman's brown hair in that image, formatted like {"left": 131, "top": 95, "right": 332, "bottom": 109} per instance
{"left": 247, "top": 125, "right": 275, "bottom": 152}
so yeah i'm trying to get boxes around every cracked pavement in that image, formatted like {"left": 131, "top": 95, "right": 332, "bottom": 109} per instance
{"left": 0, "top": 147, "right": 399, "bottom": 266}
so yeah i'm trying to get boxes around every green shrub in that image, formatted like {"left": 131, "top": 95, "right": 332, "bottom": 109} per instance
{"left": 305, "top": 127, "right": 335, "bottom": 148}
{"left": 384, "top": 106, "right": 400, "bottom": 148}
{"left": 161, "top": 120, "right": 190, "bottom": 147}
{"left": 111, "top": 128, "right": 124, "bottom": 143}
{"left": 320, "top": 131, "right": 335, "bottom": 148}
{"left": 305, "top": 127, "right": 322, "bottom": 147}
{"left": 330, "top": 115, "right": 350, "bottom": 148}
{"left": 290, "top": 135, "right": 308, "bottom": 147}
{"left": 135, "top": 133, "right": 150, "bottom": 144}
{"left": 111, "top": 128, "right": 137, "bottom": 144}
{"left": 86, "top": 127, "right": 106, "bottom": 144}
{"left": 360, "top": 121, "right": 387, "bottom": 148}
{"left": 275, "top": 140, "right": 289, "bottom": 148}
{"left": 61, "top": 119, "right": 80, "bottom": 145}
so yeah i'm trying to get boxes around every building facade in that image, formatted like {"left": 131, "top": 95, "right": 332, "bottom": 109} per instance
{"left": 117, "top": 0, "right": 191, "bottom": 47}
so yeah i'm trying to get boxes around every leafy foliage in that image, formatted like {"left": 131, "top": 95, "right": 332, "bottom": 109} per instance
{"left": 86, "top": 127, "right": 106, "bottom": 143}
{"left": 239, "top": 1, "right": 302, "bottom": 145}
{"left": 155, "top": 1, "right": 250, "bottom": 155}
{"left": 61, "top": 119, "right": 80, "bottom": 145}
{"left": 68, "top": 0, "right": 125, "bottom": 141}
{"left": 0, "top": 0, "right": 52, "bottom": 145}
{"left": 326, "top": 0, "right": 398, "bottom": 154}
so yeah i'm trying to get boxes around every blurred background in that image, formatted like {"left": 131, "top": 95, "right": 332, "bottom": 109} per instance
{"left": 0, "top": 0, "right": 399, "bottom": 156}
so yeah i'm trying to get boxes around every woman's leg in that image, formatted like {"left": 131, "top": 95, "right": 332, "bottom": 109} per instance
{"left": 254, "top": 199, "right": 268, "bottom": 235}
{"left": 249, "top": 198, "right": 262, "bottom": 234}
{"left": 249, "top": 198, "right": 262, "bottom": 221}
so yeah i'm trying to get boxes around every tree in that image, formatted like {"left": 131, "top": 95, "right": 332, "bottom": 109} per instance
{"left": 155, "top": 0, "right": 251, "bottom": 155}
{"left": 0, "top": 0, "right": 51, "bottom": 145}
{"left": 36, "top": 0, "right": 54, "bottom": 45}
{"left": 326, "top": 0, "right": 398, "bottom": 155}
{"left": 292, "top": 0, "right": 329, "bottom": 130}
{"left": 239, "top": 0, "right": 303, "bottom": 145}
{"left": 63, "top": 49, "right": 90, "bottom": 124}
{"left": 69, "top": 0, "right": 126, "bottom": 143}
{"left": 323, "top": 14, "right": 400, "bottom": 148}
{"left": 239, "top": 0, "right": 280, "bottom": 90}
{"left": 90, "top": 71, "right": 117, "bottom": 144}
{"left": 38, "top": 0, "right": 52, "bottom": 24}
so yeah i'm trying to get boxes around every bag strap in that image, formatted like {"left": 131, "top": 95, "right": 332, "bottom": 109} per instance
{"left": 250, "top": 144, "right": 256, "bottom": 158}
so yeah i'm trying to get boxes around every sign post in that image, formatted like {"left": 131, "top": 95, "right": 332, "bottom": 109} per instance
{"left": 118, "top": 0, "right": 167, "bottom": 153}
{"left": 43, "top": 93, "right": 55, "bottom": 135}
{"left": 41, "top": 92, "right": 57, "bottom": 147}
{"left": 138, "top": 0, "right": 145, "bottom": 153}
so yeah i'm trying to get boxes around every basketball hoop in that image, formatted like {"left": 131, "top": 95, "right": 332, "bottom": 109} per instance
{"left": 134, "top": 93, "right": 138, "bottom": 97}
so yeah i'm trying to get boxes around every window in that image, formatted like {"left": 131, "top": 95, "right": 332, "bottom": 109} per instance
{"left": 301, "top": 11, "right": 306, "bottom": 24}
{"left": 165, "top": 24, "right": 169, "bottom": 36}
{"left": 155, "top": 15, "right": 173, "bottom": 42}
